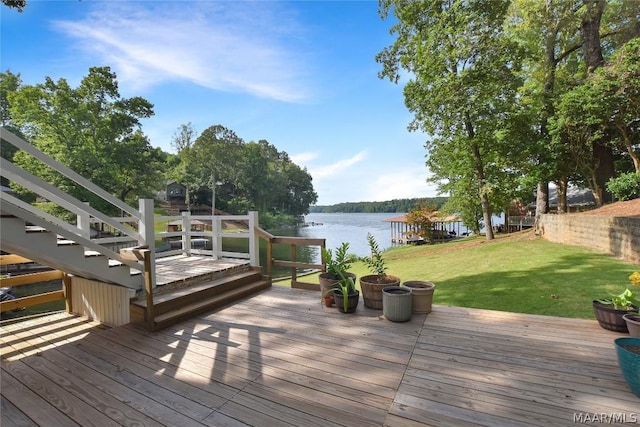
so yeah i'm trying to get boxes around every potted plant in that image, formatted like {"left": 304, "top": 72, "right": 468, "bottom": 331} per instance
{"left": 623, "top": 313, "right": 640, "bottom": 337}
{"left": 319, "top": 242, "right": 356, "bottom": 306}
{"left": 360, "top": 233, "right": 400, "bottom": 309}
{"left": 614, "top": 337, "right": 640, "bottom": 397}
{"left": 593, "top": 271, "right": 640, "bottom": 332}
{"left": 324, "top": 273, "right": 359, "bottom": 313}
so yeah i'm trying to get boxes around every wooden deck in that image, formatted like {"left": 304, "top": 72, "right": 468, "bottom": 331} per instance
{"left": 154, "top": 255, "right": 251, "bottom": 287}
{"left": 1, "top": 286, "right": 638, "bottom": 426}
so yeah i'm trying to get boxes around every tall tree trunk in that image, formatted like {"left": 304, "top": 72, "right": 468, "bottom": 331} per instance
{"left": 582, "top": 0, "right": 614, "bottom": 205}
{"left": 536, "top": 7, "right": 557, "bottom": 221}
{"left": 556, "top": 177, "right": 568, "bottom": 213}
{"left": 534, "top": 182, "right": 549, "bottom": 234}
{"left": 465, "top": 115, "right": 494, "bottom": 241}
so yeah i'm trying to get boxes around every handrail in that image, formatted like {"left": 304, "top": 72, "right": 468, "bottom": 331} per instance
{"left": 1, "top": 158, "right": 139, "bottom": 241}
{"left": 255, "top": 226, "right": 325, "bottom": 290}
{"left": 0, "top": 128, "right": 141, "bottom": 218}
{"left": 0, "top": 128, "right": 149, "bottom": 289}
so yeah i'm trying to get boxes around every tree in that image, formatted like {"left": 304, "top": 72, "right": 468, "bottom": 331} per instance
{"left": 552, "top": 36, "right": 640, "bottom": 191}
{"left": 377, "top": 0, "right": 523, "bottom": 240}
{"left": 0, "top": 70, "right": 22, "bottom": 186}
{"left": 405, "top": 203, "right": 436, "bottom": 242}
{"left": 189, "top": 124, "right": 245, "bottom": 210}
{"left": 509, "top": 0, "right": 640, "bottom": 212}
{"left": 2, "top": 0, "right": 26, "bottom": 12}
{"left": 8, "top": 66, "right": 158, "bottom": 212}
{"left": 170, "top": 122, "right": 197, "bottom": 207}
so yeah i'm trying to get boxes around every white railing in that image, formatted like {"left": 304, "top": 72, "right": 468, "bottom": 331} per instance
{"left": 0, "top": 128, "right": 150, "bottom": 278}
{"left": 152, "top": 211, "right": 260, "bottom": 266}
{"left": 1, "top": 128, "right": 261, "bottom": 290}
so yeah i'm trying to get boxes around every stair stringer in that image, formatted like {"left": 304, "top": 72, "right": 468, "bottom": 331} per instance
{"left": 0, "top": 215, "right": 144, "bottom": 290}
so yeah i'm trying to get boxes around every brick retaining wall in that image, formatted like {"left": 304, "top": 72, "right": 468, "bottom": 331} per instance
{"left": 539, "top": 214, "right": 640, "bottom": 265}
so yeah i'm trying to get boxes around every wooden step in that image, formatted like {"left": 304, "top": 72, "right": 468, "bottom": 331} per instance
{"left": 130, "top": 268, "right": 272, "bottom": 331}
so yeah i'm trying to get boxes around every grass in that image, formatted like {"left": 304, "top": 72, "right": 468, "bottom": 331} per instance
{"left": 276, "top": 231, "right": 639, "bottom": 319}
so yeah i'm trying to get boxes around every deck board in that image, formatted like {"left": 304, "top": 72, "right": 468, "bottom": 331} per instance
{"left": 1, "top": 287, "right": 638, "bottom": 426}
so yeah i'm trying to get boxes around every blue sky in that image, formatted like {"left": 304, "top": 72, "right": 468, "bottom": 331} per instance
{"left": 1, "top": 0, "right": 438, "bottom": 205}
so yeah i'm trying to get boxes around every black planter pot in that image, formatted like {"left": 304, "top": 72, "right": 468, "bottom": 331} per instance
{"left": 592, "top": 300, "right": 638, "bottom": 333}
{"left": 333, "top": 290, "right": 360, "bottom": 313}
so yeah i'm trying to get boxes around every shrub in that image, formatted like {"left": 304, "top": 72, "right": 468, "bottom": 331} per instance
{"left": 606, "top": 172, "right": 640, "bottom": 201}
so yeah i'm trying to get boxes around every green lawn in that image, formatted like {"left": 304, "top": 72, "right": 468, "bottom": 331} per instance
{"left": 276, "top": 232, "right": 639, "bottom": 319}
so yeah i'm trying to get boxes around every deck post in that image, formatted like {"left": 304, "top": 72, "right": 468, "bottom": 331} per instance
{"left": 76, "top": 202, "right": 91, "bottom": 239}
{"left": 249, "top": 211, "right": 259, "bottom": 267}
{"left": 139, "top": 198, "right": 156, "bottom": 289}
{"left": 181, "top": 211, "right": 191, "bottom": 257}
{"left": 212, "top": 215, "right": 221, "bottom": 260}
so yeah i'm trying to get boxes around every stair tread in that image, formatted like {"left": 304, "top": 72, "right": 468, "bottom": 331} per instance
{"left": 132, "top": 269, "right": 262, "bottom": 308}
{"left": 152, "top": 279, "right": 271, "bottom": 325}
{"left": 25, "top": 225, "right": 49, "bottom": 232}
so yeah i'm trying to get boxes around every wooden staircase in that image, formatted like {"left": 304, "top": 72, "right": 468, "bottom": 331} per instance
{"left": 130, "top": 265, "right": 271, "bottom": 331}
{"left": 0, "top": 216, "right": 143, "bottom": 289}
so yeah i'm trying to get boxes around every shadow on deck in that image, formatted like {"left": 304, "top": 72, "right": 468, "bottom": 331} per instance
{"left": 1, "top": 286, "right": 638, "bottom": 426}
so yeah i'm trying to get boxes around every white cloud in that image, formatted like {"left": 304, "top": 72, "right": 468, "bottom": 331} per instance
{"left": 290, "top": 152, "right": 318, "bottom": 167}
{"left": 52, "top": 2, "right": 310, "bottom": 102}
{"left": 308, "top": 151, "right": 368, "bottom": 179}
{"left": 362, "top": 169, "right": 440, "bottom": 201}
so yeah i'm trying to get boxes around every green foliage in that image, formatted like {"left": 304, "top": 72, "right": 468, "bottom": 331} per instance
{"left": 597, "top": 271, "right": 640, "bottom": 310}
{"left": 377, "top": 0, "right": 524, "bottom": 240}
{"left": 7, "top": 67, "right": 161, "bottom": 213}
{"left": 405, "top": 203, "right": 436, "bottom": 241}
{"left": 2, "top": 0, "right": 26, "bottom": 12}
{"left": 362, "top": 233, "right": 387, "bottom": 276}
{"left": 323, "top": 275, "right": 357, "bottom": 313}
{"left": 606, "top": 172, "right": 640, "bottom": 201}
{"left": 321, "top": 242, "right": 352, "bottom": 279}
{"left": 310, "top": 198, "right": 448, "bottom": 213}
{"left": 183, "top": 125, "right": 317, "bottom": 218}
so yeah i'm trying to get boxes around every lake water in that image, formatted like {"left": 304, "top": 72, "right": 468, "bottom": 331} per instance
{"left": 300, "top": 212, "right": 397, "bottom": 258}
{"left": 266, "top": 212, "right": 500, "bottom": 277}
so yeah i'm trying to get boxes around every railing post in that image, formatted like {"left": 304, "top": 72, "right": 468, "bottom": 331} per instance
{"left": 139, "top": 198, "right": 156, "bottom": 289}
{"left": 249, "top": 211, "right": 259, "bottom": 267}
{"left": 290, "top": 243, "right": 297, "bottom": 284}
{"left": 76, "top": 202, "right": 91, "bottom": 239}
{"left": 211, "top": 215, "right": 221, "bottom": 260}
{"left": 181, "top": 211, "right": 191, "bottom": 256}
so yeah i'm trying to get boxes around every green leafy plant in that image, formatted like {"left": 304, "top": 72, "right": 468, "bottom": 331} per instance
{"left": 597, "top": 271, "right": 640, "bottom": 310}
{"left": 606, "top": 172, "right": 640, "bottom": 201}
{"left": 323, "top": 273, "right": 357, "bottom": 313}
{"left": 362, "top": 233, "right": 387, "bottom": 276}
{"left": 321, "top": 242, "right": 352, "bottom": 279}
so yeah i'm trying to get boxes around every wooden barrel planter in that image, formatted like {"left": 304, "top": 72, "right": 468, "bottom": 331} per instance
{"left": 360, "top": 275, "right": 400, "bottom": 309}
{"left": 592, "top": 300, "right": 638, "bottom": 333}
{"left": 403, "top": 281, "right": 435, "bottom": 314}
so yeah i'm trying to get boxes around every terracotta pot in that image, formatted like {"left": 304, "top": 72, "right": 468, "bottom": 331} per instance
{"left": 592, "top": 300, "right": 638, "bottom": 333}
{"left": 360, "top": 275, "right": 400, "bottom": 309}
{"left": 323, "top": 294, "right": 334, "bottom": 307}
{"left": 623, "top": 314, "right": 640, "bottom": 337}
{"left": 402, "top": 281, "right": 435, "bottom": 314}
